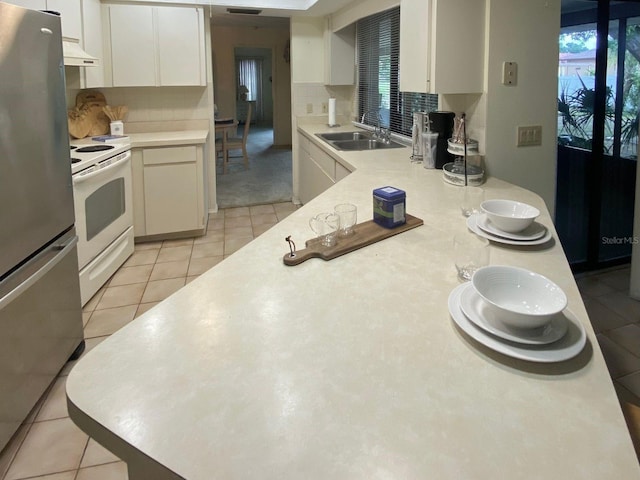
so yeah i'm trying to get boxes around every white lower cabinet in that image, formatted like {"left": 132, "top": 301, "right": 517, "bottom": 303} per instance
{"left": 132, "top": 145, "right": 206, "bottom": 237}
{"left": 298, "top": 133, "right": 352, "bottom": 204}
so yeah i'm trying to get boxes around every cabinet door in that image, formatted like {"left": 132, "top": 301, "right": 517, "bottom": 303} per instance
{"left": 156, "top": 6, "right": 205, "bottom": 86}
{"left": 81, "top": 0, "right": 104, "bottom": 88}
{"left": 299, "top": 153, "right": 334, "bottom": 205}
{"left": 399, "top": 0, "right": 484, "bottom": 94}
{"left": 324, "top": 22, "right": 355, "bottom": 86}
{"left": 47, "top": 0, "right": 81, "bottom": 41}
{"left": 109, "top": 4, "right": 155, "bottom": 87}
{"left": 143, "top": 147, "right": 200, "bottom": 235}
{"left": 399, "top": 0, "right": 430, "bottom": 93}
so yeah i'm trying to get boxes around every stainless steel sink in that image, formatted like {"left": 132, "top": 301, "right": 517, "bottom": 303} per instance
{"left": 315, "top": 131, "right": 405, "bottom": 151}
{"left": 316, "top": 131, "right": 372, "bottom": 141}
{"left": 331, "top": 139, "right": 405, "bottom": 151}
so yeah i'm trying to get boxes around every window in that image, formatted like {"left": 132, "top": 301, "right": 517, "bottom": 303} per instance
{"left": 236, "top": 58, "right": 262, "bottom": 102}
{"left": 558, "top": 18, "right": 639, "bottom": 159}
{"left": 357, "top": 7, "right": 437, "bottom": 136}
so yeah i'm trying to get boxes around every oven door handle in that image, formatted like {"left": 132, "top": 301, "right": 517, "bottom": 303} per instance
{"left": 73, "top": 151, "right": 131, "bottom": 185}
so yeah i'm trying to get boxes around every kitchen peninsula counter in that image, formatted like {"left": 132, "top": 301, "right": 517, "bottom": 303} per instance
{"left": 67, "top": 123, "right": 640, "bottom": 479}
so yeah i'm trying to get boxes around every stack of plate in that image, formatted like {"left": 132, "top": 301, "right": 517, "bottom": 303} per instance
{"left": 467, "top": 199, "right": 552, "bottom": 246}
{"left": 467, "top": 213, "right": 551, "bottom": 245}
{"left": 447, "top": 266, "right": 586, "bottom": 362}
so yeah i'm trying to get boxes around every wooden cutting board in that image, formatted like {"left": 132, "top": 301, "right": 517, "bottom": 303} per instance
{"left": 283, "top": 214, "right": 424, "bottom": 266}
{"left": 72, "top": 90, "right": 109, "bottom": 137}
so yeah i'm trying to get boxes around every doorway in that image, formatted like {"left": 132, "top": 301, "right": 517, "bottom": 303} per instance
{"left": 210, "top": 15, "right": 293, "bottom": 208}
{"left": 556, "top": 1, "right": 640, "bottom": 271}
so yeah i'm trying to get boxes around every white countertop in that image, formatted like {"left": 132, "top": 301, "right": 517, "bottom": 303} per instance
{"left": 66, "top": 124, "right": 640, "bottom": 479}
{"left": 127, "top": 129, "right": 209, "bottom": 148}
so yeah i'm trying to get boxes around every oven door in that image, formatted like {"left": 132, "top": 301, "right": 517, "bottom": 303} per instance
{"left": 73, "top": 151, "right": 133, "bottom": 270}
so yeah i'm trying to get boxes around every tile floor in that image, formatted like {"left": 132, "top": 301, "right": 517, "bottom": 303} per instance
{"left": 1, "top": 207, "right": 640, "bottom": 478}
{"left": 576, "top": 266, "right": 640, "bottom": 405}
{"left": 0, "top": 202, "right": 298, "bottom": 480}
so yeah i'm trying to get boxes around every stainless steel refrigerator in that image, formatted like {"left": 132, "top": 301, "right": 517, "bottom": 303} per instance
{"left": 0, "top": 2, "right": 84, "bottom": 451}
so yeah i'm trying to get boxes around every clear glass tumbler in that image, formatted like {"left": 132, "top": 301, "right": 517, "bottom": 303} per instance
{"left": 453, "top": 233, "right": 490, "bottom": 281}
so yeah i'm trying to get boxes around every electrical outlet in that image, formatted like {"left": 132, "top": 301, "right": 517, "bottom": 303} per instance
{"left": 517, "top": 125, "right": 542, "bottom": 147}
{"left": 321, "top": 102, "right": 328, "bottom": 114}
{"left": 306, "top": 103, "right": 313, "bottom": 114}
{"left": 502, "top": 61, "right": 518, "bottom": 86}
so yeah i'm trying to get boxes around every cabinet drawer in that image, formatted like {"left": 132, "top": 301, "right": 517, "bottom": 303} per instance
{"left": 298, "top": 133, "right": 310, "bottom": 154}
{"left": 143, "top": 146, "right": 197, "bottom": 165}
{"left": 308, "top": 141, "right": 335, "bottom": 180}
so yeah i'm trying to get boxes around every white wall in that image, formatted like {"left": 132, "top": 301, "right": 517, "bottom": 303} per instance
{"left": 483, "top": 0, "right": 560, "bottom": 215}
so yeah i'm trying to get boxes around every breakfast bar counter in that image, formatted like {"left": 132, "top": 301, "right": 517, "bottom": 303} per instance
{"left": 67, "top": 123, "right": 640, "bottom": 479}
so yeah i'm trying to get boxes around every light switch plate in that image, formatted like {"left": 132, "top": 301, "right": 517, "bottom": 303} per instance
{"left": 502, "top": 61, "right": 517, "bottom": 86}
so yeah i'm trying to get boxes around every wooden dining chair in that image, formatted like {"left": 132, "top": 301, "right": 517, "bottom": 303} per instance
{"left": 216, "top": 103, "right": 251, "bottom": 173}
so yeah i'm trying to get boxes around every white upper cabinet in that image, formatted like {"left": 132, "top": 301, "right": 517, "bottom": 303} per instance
{"left": 108, "top": 4, "right": 156, "bottom": 87}
{"left": 47, "top": 0, "right": 81, "bottom": 41}
{"left": 324, "top": 20, "right": 355, "bottom": 86}
{"left": 105, "top": 4, "right": 206, "bottom": 87}
{"left": 399, "top": 0, "right": 485, "bottom": 94}
{"left": 80, "top": 0, "right": 104, "bottom": 88}
{"left": 8, "top": 0, "right": 81, "bottom": 41}
{"left": 156, "top": 7, "right": 205, "bottom": 86}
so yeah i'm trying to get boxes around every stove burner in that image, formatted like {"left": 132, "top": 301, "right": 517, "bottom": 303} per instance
{"left": 70, "top": 146, "right": 77, "bottom": 150}
{"left": 71, "top": 158, "right": 81, "bottom": 164}
{"left": 75, "top": 145, "right": 115, "bottom": 153}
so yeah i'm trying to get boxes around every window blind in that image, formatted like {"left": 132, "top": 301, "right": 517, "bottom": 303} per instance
{"left": 356, "top": 7, "right": 438, "bottom": 137}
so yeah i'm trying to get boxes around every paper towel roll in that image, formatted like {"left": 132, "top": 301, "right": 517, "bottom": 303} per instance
{"left": 328, "top": 98, "right": 337, "bottom": 126}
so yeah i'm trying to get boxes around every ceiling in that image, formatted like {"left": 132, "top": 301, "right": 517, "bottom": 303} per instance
{"left": 208, "top": 0, "right": 626, "bottom": 29}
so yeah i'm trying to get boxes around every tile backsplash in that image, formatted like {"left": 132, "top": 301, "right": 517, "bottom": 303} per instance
{"left": 65, "top": 85, "right": 210, "bottom": 124}
{"left": 292, "top": 83, "right": 354, "bottom": 120}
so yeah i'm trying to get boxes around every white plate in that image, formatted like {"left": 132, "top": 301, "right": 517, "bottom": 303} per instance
{"left": 448, "top": 284, "right": 586, "bottom": 363}
{"left": 459, "top": 284, "right": 568, "bottom": 345}
{"left": 477, "top": 214, "right": 546, "bottom": 241}
{"left": 467, "top": 214, "right": 553, "bottom": 246}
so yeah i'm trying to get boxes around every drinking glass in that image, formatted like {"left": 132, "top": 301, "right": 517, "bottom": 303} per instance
{"left": 334, "top": 203, "right": 357, "bottom": 237}
{"left": 459, "top": 186, "right": 484, "bottom": 217}
{"left": 309, "top": 213, "right": 340, "bottom": 247}
{"left": 453, "top": 233, "right": 490, "bottom": 281}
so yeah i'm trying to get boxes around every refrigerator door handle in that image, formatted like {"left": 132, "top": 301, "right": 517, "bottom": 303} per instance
{"left": 0, "top": 236, "right": 78, "bottom": 310}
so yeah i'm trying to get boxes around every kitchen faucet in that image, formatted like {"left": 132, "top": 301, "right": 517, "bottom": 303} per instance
{"left": 361, "top": 109, "right": 390, "bottom": 144}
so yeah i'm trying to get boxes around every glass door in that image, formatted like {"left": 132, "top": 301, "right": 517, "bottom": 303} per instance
{"left": 556, "top": 2, "right": 640, "bottom": 271}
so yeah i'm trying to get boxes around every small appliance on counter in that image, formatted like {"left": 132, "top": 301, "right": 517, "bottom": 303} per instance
{"left": 428, "top": 111, "right": 456, "bottom": 169}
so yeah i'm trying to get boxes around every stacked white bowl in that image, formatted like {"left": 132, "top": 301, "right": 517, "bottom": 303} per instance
{"left": 481, "top": 199, "right": 540, "bottom": 233}
{"left": 471, "top": 265, "right": 567, "bottom": 330}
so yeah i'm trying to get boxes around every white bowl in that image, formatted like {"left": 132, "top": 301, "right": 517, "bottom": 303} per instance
{"left": 471, "top": 265, "right": 567, "bottom": 329}
{"left": 480, "top": 199, "right": 540, "bottom": 233}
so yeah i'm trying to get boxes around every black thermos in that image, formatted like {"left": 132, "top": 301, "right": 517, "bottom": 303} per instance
{"left": 428, "top": 111, "right": 455, "bottom": 169}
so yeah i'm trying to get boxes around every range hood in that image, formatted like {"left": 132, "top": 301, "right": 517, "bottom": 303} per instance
{"left": 63, "top": 40, "right": 99, "bottom": 67}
